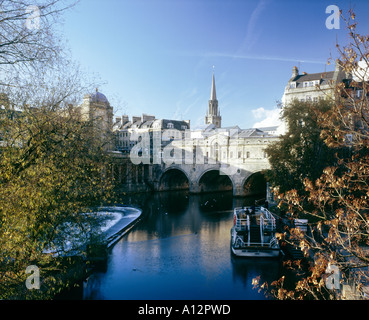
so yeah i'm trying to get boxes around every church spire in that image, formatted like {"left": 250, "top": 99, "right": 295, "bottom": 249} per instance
{"left": 205, "top": 70, "right": 221, "bottom": 128}
{"left": 210, "top": 72, "right": 217, "bottom": 101}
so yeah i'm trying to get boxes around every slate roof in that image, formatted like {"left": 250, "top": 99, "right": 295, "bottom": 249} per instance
{"left": 291, "top": 71, "right": 335, "bottom": 88}
{"left": 238, "top": 128, "right": 264, "bottom": 138}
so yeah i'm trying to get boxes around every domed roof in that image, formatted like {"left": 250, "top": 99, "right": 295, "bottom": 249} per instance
{"left": 90, "top": 89, "right": 109, "bottom": 104}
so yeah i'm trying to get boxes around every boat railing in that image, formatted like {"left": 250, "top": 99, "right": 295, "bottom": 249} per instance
{"left": 260, "top": 207, "right": 276, "bottom": 228}
{"left": 259, "top": 216, "right": 264, "bottom": 246}
{"left": 234, "top": 235, "right": 277, "bottom": 248}
{"left": 234, "top": 206, "right": 276, "bottom": 231}
{"left": 235, "top": 216, "right": 249, "bottom": 231}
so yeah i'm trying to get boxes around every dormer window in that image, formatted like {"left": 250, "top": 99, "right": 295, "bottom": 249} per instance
{"left": 167, "top": 123, "right": 174, "bottom": 129}
{"left": 181, "top": 125, "right": 187, "bottom": 130}
{"left": 303, "top": 80, "right": 320, "bottom": 88}
{"left": 290, "top": 82, "right": 296, "bottom": 89}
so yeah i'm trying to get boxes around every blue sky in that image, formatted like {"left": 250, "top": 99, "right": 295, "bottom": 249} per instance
{"left": 61, "top": 0, "right": 369, "bottom": 129}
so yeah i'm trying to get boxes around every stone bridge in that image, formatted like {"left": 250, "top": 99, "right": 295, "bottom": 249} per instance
{"left": 109, "top": 152, "right": 272, "bottom": 198}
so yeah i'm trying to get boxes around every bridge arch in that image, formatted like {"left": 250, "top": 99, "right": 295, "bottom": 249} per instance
{"left": 197, "top": 168, "right": 234, "bottom": 193}
{"left": 158, "top": 167, "right": 190, "bottom": 191}
{"left": 241, "top": 171, "right": 267, "bottom": 197}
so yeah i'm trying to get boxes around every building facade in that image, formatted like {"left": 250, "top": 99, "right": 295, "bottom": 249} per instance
{"left": 282, "top": 62, "right": 347, "bottom": 106}
{"left": 113, "top": 113, "right": 191, "bottom": 157}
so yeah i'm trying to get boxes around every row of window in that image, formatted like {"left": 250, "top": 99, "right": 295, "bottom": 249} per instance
{"left": 227, "top": 151, "right": 267, "bottom": 159}
{"left": 117, "top": 140, "right": 136, "bottom": 147}
{"left": 300, "top": 90, "right": 365, "bottom": 100}
{"left": 117, "top": 130, "right": 187, "bottom": 146}
{"left": 304, "top": 80, "right": 320, "bottom": 88}
{"left": 290, "top": 80, "right": 320, "bottom": 89}
{"left": 116, "top": 139, "right": 268, "bottom": 159}
{"left": 300, "top": 96, "right": 320, "bottom": 103}
{"left": 291, "top": 90, "right": 365, "bottom": 102}
{"left": 118, "top": 125, "right": 188, "bottom": 137}
{"left": 153, "top": 122, "right": 186, "bottom": 129}
{"left": 206, "top": 150, "right": 267, "bottom": 160}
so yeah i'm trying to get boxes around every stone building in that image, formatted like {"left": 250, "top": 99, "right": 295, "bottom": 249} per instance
{"left": 282, "top": 61, "right": 347, "bottom": 106}
{"left": 79, "top": 89, "right": 114, "bottom": 150}
{"left": 171, "top": 124, "right": 277, "bottom": 166}
{"left": 113, "top": 113, "right": 190, "bottom": 157}
{"left": 181, "top": 73, "right": 278, "bottom": 166}
{"left": 107, "top": 72, "right": 280, "bottom": 198}
{"left": 278, "top": 61, "right": 350, "bottom": 135}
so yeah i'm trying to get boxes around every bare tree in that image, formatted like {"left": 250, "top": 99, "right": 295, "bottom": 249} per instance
{"left": 0, "top": 0, "right": 75, "bottom": 68}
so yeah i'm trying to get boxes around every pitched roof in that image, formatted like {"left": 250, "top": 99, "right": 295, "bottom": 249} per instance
{"left": 161, "top": 119, "right": 189, "bottom": 130}
{"left": 291, "top": 71, "right": 335, "bottom": 88}
{"left": 292, "top": 71, "right": 334, "bottom": 82}
{"left": 239, "top": 128, "right": 264, "bottom": 138}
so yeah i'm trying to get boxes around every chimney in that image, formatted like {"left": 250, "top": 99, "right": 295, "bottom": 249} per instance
{"left": 292, "top": 66, "right": 299, "bottom": 78}
{"left": 122, "top": 115, "right": 129, "bottom": 124}
{"left": 141, "top": 113, "right": 155, "bottom": 122}
{"left": 132, "top": 116, "right": 140, "bottom": 123}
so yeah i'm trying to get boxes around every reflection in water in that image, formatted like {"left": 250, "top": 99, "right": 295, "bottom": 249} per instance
{"left": 231, "top": 255, "right": 281, "bottom": 290}
{"left": 80, "top": 191, "right": 283, "bottom": 300}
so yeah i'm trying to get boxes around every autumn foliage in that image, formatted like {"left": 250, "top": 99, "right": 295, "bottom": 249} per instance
{"left": 259, "top": 10, "right": 369, "bottom": 300}
{"left": 0, "top": 1, "right": 114, "bottom": 299}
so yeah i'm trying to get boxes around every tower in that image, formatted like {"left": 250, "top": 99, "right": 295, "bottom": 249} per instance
{"left": 205, "top": 73, "right": 221, "bottom": 128}
{"left": 81, "top": 88, "right": 113, "bottom": 132}
{"left": 80, "top": 88, "right": 114, "bottom": 150}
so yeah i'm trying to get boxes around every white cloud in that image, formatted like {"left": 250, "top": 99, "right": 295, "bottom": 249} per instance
{"left": 353, "top": 60, "right": 369, "bottom": 82}
{"left": 252, "top": 107, "right": 281, "bottom": 128}
{"left": 240, "top": 0, "right": 270, "bottom": 52}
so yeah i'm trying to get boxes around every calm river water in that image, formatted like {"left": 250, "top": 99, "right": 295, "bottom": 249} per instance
{"left": 79, "top": 191, "right": 286, "bottom": 300}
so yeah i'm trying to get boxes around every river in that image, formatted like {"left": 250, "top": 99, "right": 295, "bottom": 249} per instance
{"left": 67, "top": 191, "right": 288, "bottom": 300}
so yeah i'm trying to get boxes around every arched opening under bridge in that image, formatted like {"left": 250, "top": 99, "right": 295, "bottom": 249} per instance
{"left": 243, "top": 172, "right": 267, "bottom": 197}
{"left": 198, "top": 170, "right": 233, "bottom": 194}
{"left": 159, "top": 168, "right": 190, "bottom": 191}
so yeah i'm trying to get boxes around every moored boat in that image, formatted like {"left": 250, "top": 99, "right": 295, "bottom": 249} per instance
{"left": 231, "top": 206, "right": 280, "bottom": 258}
